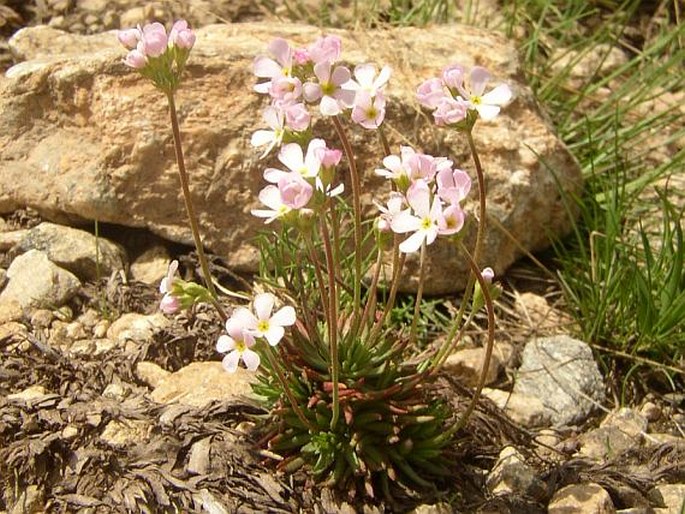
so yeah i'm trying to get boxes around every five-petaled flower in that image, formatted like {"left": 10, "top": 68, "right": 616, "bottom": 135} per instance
{"left": 216, "top": 317, "right": 260, "bottom": 372}
{"left": 159, "top": 260, "right": 181, "bottom": 314}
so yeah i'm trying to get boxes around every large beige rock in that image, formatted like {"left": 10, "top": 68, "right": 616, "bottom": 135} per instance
{"left": 1, "top": 23, "right": 582, "bottom": 293}
{"left": 150, "top": 361, "right": 256, "bottom": 408}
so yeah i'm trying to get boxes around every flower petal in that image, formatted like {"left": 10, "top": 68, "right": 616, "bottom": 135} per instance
{"left": 265, "top": 325, "right": 285, "bottom": 346}
{"left": 271, "top": 306, "right": 296, "bottom": 326}
{"left": 254, "top": 293, "right": 275, "bottom": 320}
{"left": 278, "top": 143, "right": 304, "bottom": 173}
{"left": 475, "top": 103, "right": 500, "bottom": 121}
{"left": 216, "top": 334, "right": 235, "bottom": 353}
{"left": 470, "top": 66, "right": 491, "bottom": 97}
{"left": 481, "top": 83, "right": 512, "bottom": 106}
{"left": 399, "top": 230, "right": 425, "bottom": 253}
{"left": 241, "top": 349, "right": 261, "bottom": 371}
{"left": 222, "top": 350, "right": 241, "bottom": 373}
{"left": 251, "top": 130, "right": 275, "bottom": 148}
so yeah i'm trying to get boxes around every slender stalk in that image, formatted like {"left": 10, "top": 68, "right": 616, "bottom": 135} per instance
{"left": 466, "top": 129, "right": 487, "bottom": 268}
{"left": 303, "top": 236, "right": 330, "bottom": 327}
{"left": 360, "top": 248, "right": 384, "bottom": 335}
{"left": 319, "top": 218, "right": 340, "bottom": 430}
{"left": 409, "top": 241, "right": 428, "bottom": 346}
{"left": 450, "top": 242, "right": 495, "bottom": 432}
{"left": 370, "top": 235, "right": 405, "bottom": 345}
{"left": 263, "top": 344, "right": 315, "bottom": 431}
{"left": 432, "top": 127, "right": 487, "bottom": 366}
{"left": 166, "top": 92, "right": 226, "bottom": 321}
{"left": 378, "top": 125, "right": 391, "bottom": 157}
{"left": 332, "top": 116, "right": 362, "bottom": 328}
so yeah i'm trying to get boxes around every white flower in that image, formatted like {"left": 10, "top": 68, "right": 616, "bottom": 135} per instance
{"left": 235, "top": 292, "right": 297, "bottom": 346}
{"left": 216, "top": 316, "right": 260, "bottom": 372}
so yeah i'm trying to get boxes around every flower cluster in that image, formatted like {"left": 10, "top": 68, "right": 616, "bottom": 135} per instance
{"left": 251, "top": 35, "right": 391, "bottom": 157}
{"left": 376, "top": 147, "right": 471, "bottom": 253}
{"left": 216, "top": 293, "right": 296, "bottom": 372}
{"left": 117, "top": 20, "right": 196, "bottom": 92}
{"left": 416, "top": 64, "right": 512, "bottom": 126}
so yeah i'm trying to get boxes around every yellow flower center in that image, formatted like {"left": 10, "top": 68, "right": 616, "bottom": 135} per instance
{"left": 257, "top": 320, "right": 270, "bottom": 332}
{"left": 421, "top": 217, "right": 433, "bottom": 230}
{"left": 235, "top": 340, "right": 246, "bottom": 353}
{"left": 471, "top": 95, "right": 482, "bottom": 105}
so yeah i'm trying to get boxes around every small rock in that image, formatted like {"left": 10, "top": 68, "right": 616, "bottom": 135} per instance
{"left": 8, "top": 385, "right": 47, "bottom": 402}
{"left": 0, "top": 321, "right": 28, "bottom": 342}
{"left": 102, "top": 11, "right": 119, "bottom": 30}
{"left": 640, "top": 401, "right": 661, "bottom": 422}
{"left": 443, "top": 347, "right": 502, "bottom": 387}
{"left": 514, "top": 292, "right": 568, "bottom": 330}
{"left": 650, "top": 484, "right": 685, "bottom": 513}
{"left": 486, "top": 446, "right": 545, "bottom": 498}
{"left": 48, "top": 15, "right": 67, "bottom": 29}
{"left": 130, "top": 244, "right": 171, "bottom": 284}
{"left": 77, "top": 0, "right": 110, "bottom": 11}
{"left": 135, "top": 361, "right": 171, "bottom": 388}
{"left": 16, "top": 222, "right": 126, "bottom": 282}
{"left": 30, "top": 309, "right": 54, "bottom": 329}
{"left": 106, "top": 312, "right": 169, "bottom": 347}
{"left": 409, "top": 504, "right": 452, "bottom": 514}
{"left": 551, "top": 43, "right": 629, "bottom": 80}
{"left": 0, "top": 229, "right": 27, "bottom": 250}
{"left": 47, "top": 0, "right": 72, "bottom": 11}
{"left": 68, "top": 339, "right": 95, "bottom": 355}
{"left": 548, "top": 483, "right": 615, "bottom": 514}
{"left": 92, "top": 319, "right": 109, "bottom": 338}
{"left": 579, "top": 408, "right": 648, "bottom": 460}
{"left": 76, "top": 308, "right": 100, "bottom": 328}
{"left": 65, "top": 321, "right": 87, "bottom": 340}
{"left": 8, "top": 484, "right": 43, "bottom": 514}
{"left": 120, "top": 5, "right": 157, "bottom": 27}
{"left": 513, "top": 335, "right": 605, "bottom": 426}
{"left": 0, "top": 299, "right": 23, "bottom": 323}
{"left": 62, "top": 425, "right": 79, "bottom": 440}
{"left": 150, "top": 362, "right": 256, "bottom": 408}
{"left": 102, "top": 382, "right": 129, "bottom": 402}
{"left": 100, "top": 419, "right": 150, "bottom": 447}
{"left": 0, "top": 250, "right": 81, "bottom": 311}
{"left": 646, "top": 433, "right": 685, "bottom": 448}
{"left": 187, "top": 437, "right": 212, "bottom": 475}
{"left": 482, "top": 388, "right": 551, "bottom": 428}
{"left": 93, "top": 338, "right": 117, "bottom": 355}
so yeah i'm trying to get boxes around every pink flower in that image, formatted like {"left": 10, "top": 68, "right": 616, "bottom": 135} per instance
{"left": 278, "top": 173, "right": 313, "bottom": 209}
{"left": 283, "top": 102, "right": 310, "bottom": 131}
{"left": 169, "top": 19, "right": 195, "bottom": 49}
{"left": 124, "top": 48, "right": 147, "bottom": 69}
{"left": 481, "top": 267, "right": 495, "bottom": 283}
{"left": 234, "top": 293, "right": 297, "bottom": 346}
{"left": 269, "top": 76, "right": 303, "bottom": 103}
{"left": 375, "top": 146, "right": 435, "bottom": 184}
{"left": 351, "top": 91, "right": 386, "bottom": 129}
{"left": 315, "top": 146, "right": 342, "bottom": 168}
{"left": 117, "top": 27, "right": 141, "bottom": 49}
{"left": 253, "top": 38, "right": 293, "bottom": 94}
{"left": 441, "top": 64, "right": 465, "bottom": 91}
{"left": 436, "top": 166, "right": 471, "bottom": 205}
{"left": 438, "top": 204, "right": 465, "bottom": 235}
{"left": 391, "top": 180, "right": 444, "bottom": 253}
{"left": 416, "top": 77, "right": 448, "bottom": 109}
{"left": 159, "top": 260, "right": 181, "bottom": 314}
{"left": 303, "top": 61, "right": 354, "bottom": 116}
{"left": 140, "top": 22, "right": 168, "bottom": 57}
{"left": 217, "top": 316, "right": 260, "bottom": 372}
{"left": 457, "top": 66, "right": 513, "bottom": 121}
{"left": 251, "top": 185, "right": 292, "bottom": 224}
{"left": 433, "top": 96, "right": 468, "bottom": 126}
{"left": 308, "top": 35, "right": 342, "bottom": 64}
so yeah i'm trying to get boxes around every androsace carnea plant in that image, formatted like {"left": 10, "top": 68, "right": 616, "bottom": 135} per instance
{"left": 117, "top": 23, "right": 510, "bottom": 498}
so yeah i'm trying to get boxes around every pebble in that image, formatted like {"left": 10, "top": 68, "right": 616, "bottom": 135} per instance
{"left": 548, "top": 483, "right": 615, "bottom": 513}
{"left": 639, "top": 401, "right": 661, "bottom": 422}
